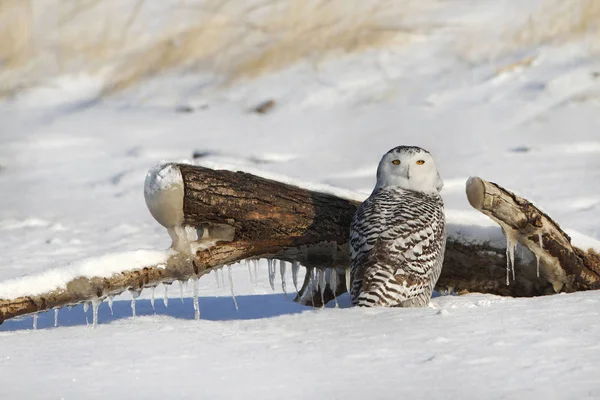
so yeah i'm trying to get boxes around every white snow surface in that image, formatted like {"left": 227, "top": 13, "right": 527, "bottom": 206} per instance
{"left": 1, "top": 0, "right": 600, "bottom": 398}
{"left": 0, "top": 249, "right": 171, "bottom": 299}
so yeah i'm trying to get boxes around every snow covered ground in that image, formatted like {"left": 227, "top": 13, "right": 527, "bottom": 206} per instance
{"left": 1, "top": 0, "right": 600, "bottom": 398}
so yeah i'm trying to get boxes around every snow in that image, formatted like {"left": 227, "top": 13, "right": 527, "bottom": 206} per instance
{"left": 1, "top": 0, "right": 600, "bottom": 398}
{"left": 0, "top": 250, "right": 171, "bottom": 299}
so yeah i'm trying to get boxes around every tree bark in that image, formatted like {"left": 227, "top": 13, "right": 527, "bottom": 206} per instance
{"left": 1, "top": 165, "right": 598, "bottom": 324}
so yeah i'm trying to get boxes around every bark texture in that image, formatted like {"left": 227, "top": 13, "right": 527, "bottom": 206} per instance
{"left": 1, "top": 166, "right": 598, "bottom": 323}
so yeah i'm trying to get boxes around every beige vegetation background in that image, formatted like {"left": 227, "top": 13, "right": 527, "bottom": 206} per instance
{"left": 0, "top": 0, "right": 597, "bottom": 98}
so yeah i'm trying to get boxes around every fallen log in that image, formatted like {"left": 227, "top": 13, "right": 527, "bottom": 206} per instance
{"left": 1, "top": 164, "right": 598, "bottom": 324}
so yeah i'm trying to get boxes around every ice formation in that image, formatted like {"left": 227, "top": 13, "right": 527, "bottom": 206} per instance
{"left": 505, "top": 235, "right": 517, "bottom": 285}
{"left": 108, "top": 295, "right": 114, "bottom": 315}
{"left": 54, "top": 308, "right": 59, "bottom": 327}
{"left": 150, "top": 287, "right": 156, "bottom": 311}
{"left": 268, "top": 259, "right": 276, "bottom": 291}
{"left": 163, "top": 285, "right": 169, "bottom": 308}
{"left": 228, "top": 265, "right": 239, "bottom": 310}
{"left": 192, "top": 277, "right": 200, "bottom": 320}
{"left": 130, "top": 289, "right": 141, "bottom": 317}
{"left": 280, "top": 260, "right": 287, "bottom": 295}
{"left": 92, "top": 298, "right": 100, "bottom": 328}
{"left": 178, "top": 280, "right": 184, "bottom": 303}
{"left": 292, "top": 261, "right": 300, "bottom": 293}
{"left": 246, "top": 260, "right": 253, "bottom": 284}
{"left": 32, "top": 313, "right": 38, "bottom": 330}
{"left": 537, "top": 232, "right": 544, "bottom": 278}
{"left": 345, "top": 268, "right": 351, "bottom": 294}
{"left": 214, "top": 269, "right": 220, "bottom": 288}
{"left": 253, "top": 259, "right": 259, "bottom": 282}
{"left": 318, "top": 269, "right": 326, "bottom": 306}
{"left": 330, "top": 269, "right": 338, "bottom": 308}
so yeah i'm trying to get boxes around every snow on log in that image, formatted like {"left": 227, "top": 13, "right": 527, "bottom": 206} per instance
{"left": 1, "top": 165, "right": 599, "bottom": 324}
{"left": 466, "top": 176, "right": 600, "bottom": 292}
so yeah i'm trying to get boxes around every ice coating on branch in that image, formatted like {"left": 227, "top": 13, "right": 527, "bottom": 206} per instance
{"left": 268, "top": 259, "right": 276, "bottom": 291}
{"left": 192, "top": 277, "right": 200, "bottom": 320}
{"left": 228, "top": 265, "right": 238, "bottom": 310}
{"left": 292, "top": 261, "right": 300, "bottom": 293}
{"left": 280, "top": 260, "right": 287, "bottom": 295}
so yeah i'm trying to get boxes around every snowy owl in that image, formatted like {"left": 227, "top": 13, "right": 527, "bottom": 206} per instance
{"left": 349, "top": 146, "right": 446, "bottom": 307}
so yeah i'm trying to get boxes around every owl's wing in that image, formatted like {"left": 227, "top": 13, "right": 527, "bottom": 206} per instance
{"left": 349, "top": 190, "right": 445, "bottom": 306}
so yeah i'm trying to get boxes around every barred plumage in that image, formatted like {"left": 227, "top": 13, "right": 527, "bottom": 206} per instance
{"left": 349, "top": 146, "right": 446, "bottom": 307}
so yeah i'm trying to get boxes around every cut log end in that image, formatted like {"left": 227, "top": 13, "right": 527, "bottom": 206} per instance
{"left": 465, "top": 176, "right": 485, "bottom": 210}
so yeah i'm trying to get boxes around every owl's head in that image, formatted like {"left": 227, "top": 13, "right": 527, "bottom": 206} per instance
{"left": 375, "top": 146, "right": 443, "bottom": 194}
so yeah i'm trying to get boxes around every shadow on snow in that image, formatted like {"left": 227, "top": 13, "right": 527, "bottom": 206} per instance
{"left": 0, "top": 293, "right": 352, "bottom": 332}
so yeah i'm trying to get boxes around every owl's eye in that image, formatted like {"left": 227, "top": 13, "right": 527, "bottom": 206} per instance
{"left": 416, "top": 160, "right": 425, "bottom": 165}
{"left": 391, "top": 160, "right": 401, "bottom": 165}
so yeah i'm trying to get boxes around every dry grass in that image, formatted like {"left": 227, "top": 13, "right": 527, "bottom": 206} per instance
{"left": 513, "top": 0, "right": 600, "bottom": 48}
{"left": 0, "top": 0, "right": 33, "bottom": 69}
{"left": 107, "top": 0, "right": 419, "bottom": 93}
{"left": 226, "top": 0, "right": 410, "bottom": 82}
{"left": 0, "top": 0, "right": 428, "bottom": 96}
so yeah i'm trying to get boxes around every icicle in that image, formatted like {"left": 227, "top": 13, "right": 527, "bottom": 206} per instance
{"left": 83, "top": 301, "right": 90, "bottom": 313}
{"left": 253, "top": 259, "right": 259, "bottom": 282}
{"left": 511, "top": 242, "right": 517, "bottom": 281}
{"left": 505, "top": 236, "right": 516, "bottom": 285}
{"left": 192, "top": 277, "right": 200, "bottom": 320}
{"left": 163, "top": 285, "right": 169, "bottom": 308}
{"left": 319, "top": 269, "right": 326, "bottom": 307}
{"left": 54, "top": 308, "right": 59, "bottom": 327}
{"left": 267, "top": 259, "right": 276, "bottom": 291}
{"left": 108, "top": 295, "right": 114, "bottom": 315}
{"left": 150, "top": 287, "right": 156, "bottom": 312}
{"left": 92, "top": 298, "right": 100, "bottom": 328}
{"left": 228, "top": 265, "right": 239, "bottom": 310}
{"left": 345, "top": 268, "right": 351, "bottom": 293}
{"left": 307, "top": 267, "right": 316, "bottom": 305}
{"left": 178, "top": 280, "right": 184, "bottom": 304}
{"left": 292, "top": 261, "right": 300, "bottom": 293}
{"left": 537, "top": 232, "right": 544, "bottom": 278}
{"left": 330, "top": 269, "right": 339, "bottom": 308}
{"left": 32, "top": 313, "right": 38, "bottom": 330}
{"left": 130, "top": 289, "right": 141, "bottom": 317}
{"left": 214, "top": 269, "right": 221, "bottom": 288}
{"left": 220, "top": 267, "right": 225, "bottom": 287}
{"left": 246, "top": 260, "right": 253, "bottom": 284}
{"left": 280, "top": 260, "right": 287, "bottom": 295}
